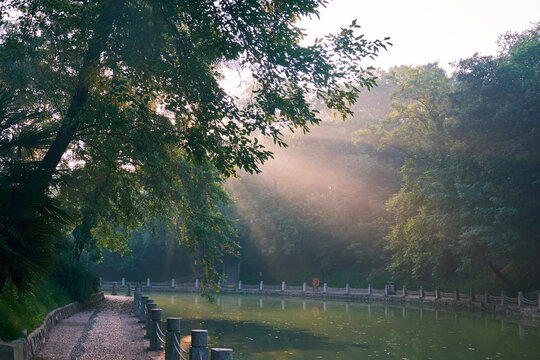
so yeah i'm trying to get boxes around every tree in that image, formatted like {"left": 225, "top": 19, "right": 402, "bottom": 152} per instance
{"left": 355, "top": 24, "right": 540, "bottom": 289}
{"left": 0, "top": 0, "right": 390, "bottom": 291}
{"left": 0, "top": 86, "right": 70, "bottom": 292}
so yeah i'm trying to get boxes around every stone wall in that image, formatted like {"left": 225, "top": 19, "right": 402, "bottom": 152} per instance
{"left": 0, "top": 292, "right": 104, "bottom": 360}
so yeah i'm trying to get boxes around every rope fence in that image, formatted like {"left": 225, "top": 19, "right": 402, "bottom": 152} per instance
{"left": 133, "top": 285, "right": 234, "bottom": 360}
{"left": 108, "top": 278, "right": 540, "bottom": 310}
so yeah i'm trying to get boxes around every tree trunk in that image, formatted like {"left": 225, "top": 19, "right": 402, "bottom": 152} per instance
{"left": 40, "top": 0, "right": 125, "bottom": 185}
{"left": 487, "top": 261, "right": 512, "bottom": 287}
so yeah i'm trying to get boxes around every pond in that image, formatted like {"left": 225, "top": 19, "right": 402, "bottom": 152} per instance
{"left": 148, "top": 292, "right": 539, "bottom": 359}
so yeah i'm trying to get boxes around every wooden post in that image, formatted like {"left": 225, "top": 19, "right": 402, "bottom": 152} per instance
{"left": 281, "top": 281, "right": 285, "bottom": 291}
{"left": 112, "top": 282, "right": 118, "bottom": 295}
{"left": 165, "top": 318, "right": 181, "bottom": 360}
{"left": 147, "top": 278, "right": 151, "bottom": 287}
{"left": 302, "top": 282, "right": 306, "bottom": 292}
{"left": 149, "top": 309, "right": 163, "bottom": 351}
{"left": 259, "top": 281, "right": 263, "bottom": 291}
{"left": 402, "top": 285, "right": 407, "bottom": 297}
{"left": 99, "top": 277, "right": 102, "bottom": 286}
{"left": 501, "top": 290, "right": 506, "bottom": 306}
{"left": 345, "top": 283, "right": 350, "bottom": 295}
{"left": 190, "top": 330, "right": 209, "bottom": 360}
{"left": 238, "top": 280, "right": 242, "bottom": 290}
{"left": 323, "top": 283, "right": 327, "bottom": 294}
{"left": 218, "top": 280, "right": 221, "bottom": 289}
{"left": 145, "top": 302, "right": 157, "bottom": 338}
{"left": 435, "top": 288, "right": 440, "bottom": 300}
{"left": 171, "top": 278, "right": 175, "bottom": 288}
{"left": 122, "top": 277, "right": 125, "bottom": 286}
{"left": 384, "top": 285, "right": 388, "bottom": 297}
{"left": 484, "top": 290, "right": 490, "bottom": 304}
{"left": 211, "top": 348, "right": 233, "bottom": 360}
{"left": 470, "top": 289, "right": 475, "bottom": 302}
{"left": 420, "top": 286, "right": 424, "bottom": 298}
{"left": 368, "top": 284, "right": 372, "bottom": 296}
{"left": 455, "top": 288, "right": 460, "bottom": 301}
{"left": 195, "top": 279, "right": 199, "bottom": 289}
{"left": 537, "top": 293, "right": 540, "bottom": 310}
{"left": 518, "top": 291, "right": 524, "bottom": 307}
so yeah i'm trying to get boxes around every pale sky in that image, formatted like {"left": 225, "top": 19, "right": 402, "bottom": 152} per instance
{"left": 300, "top": 0, "right": 539, "bottom": 73}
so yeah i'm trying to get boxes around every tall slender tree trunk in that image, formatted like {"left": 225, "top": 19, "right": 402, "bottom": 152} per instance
{"left": 40, "top": 0, "right": 124, "bottom": 185}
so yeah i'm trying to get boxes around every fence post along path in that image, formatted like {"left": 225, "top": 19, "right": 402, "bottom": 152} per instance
{"left": 149, "top": 309, "right": 163, "bottom": 351}
{"left": 211, "top": 348, "right": 233, "bottom": 360}
{"left": 165, "top": 318, "right": 181, "bottom": 360}
{"left": 139, "top": 296, "right": 149, "bottom": 322}
{"left": 190, "top": 330, "right": 209, "bottom": 360}
{"left": 145, "top": 302, "right": 157, "bottom": 339}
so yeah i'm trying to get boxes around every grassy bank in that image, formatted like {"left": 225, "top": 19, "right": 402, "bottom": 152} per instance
{"left": 0, "top": 255, "right": 99, "bottom": 341}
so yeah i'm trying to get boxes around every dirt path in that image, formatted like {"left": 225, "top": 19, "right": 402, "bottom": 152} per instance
{"left": 34, "top": 295, "right": 163, "bottom": 360}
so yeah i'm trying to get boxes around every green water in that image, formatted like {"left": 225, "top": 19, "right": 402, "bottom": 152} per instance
{"left": 149, "top": 293, "right": 539, "bottom": 359}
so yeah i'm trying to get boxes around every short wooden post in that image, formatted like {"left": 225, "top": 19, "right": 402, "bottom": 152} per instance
{"left": 238, "top": 280, "right": 242, "bottom": 290}
{"left": 484, "top": 290, "right": 490, "bottom": 304}
{"left": 99, "top": 277, "right": 102, "bottom": 286}
{"left": 402, "top": 285, "right": 407, "bottom": 297}
{"left": 323, "top": 283, "right": 327, "bottom": 294}
{"left": 435, "top": 288, "right": 440, "bottom": 300}
{"left": 112, "top": 282, "right": 118, "bottom": 295}
{"left": 384, "top": 285, "right": 388, "bottom": 297}
{"left": 420, "top": 286, "right": 424, "bottom": 298}
{"left": 171, "top": 278, "right": 175, "bottom": 288}
{"left": 149, "top": 309, "right": 163, "bottom": 351}
{"left": 518, "top": 291, "right": 524, "bottom": 307}
{"left": 211, "top": 348, "right": 232, "bottom": 360}
{"left": 470, "top": 289, "right": 475, "bottom": 302}
{"left": 345, "top": 283, "right": 350, "bottom": 295}
{"left": 368, "top": 284, "right": 372, "bottom": 296}
{"left": 455, "top": 288, "right": 460, "bottom": 301}
{"left": 165, "top": 318, "right": 181, "bottom": 360}
{"left": 281, "top": 281, "right": 285, "bottom": 291}
{"left": 195, "top": 279, "right": 199, "bottom": 289}
{"left": 126, "top": 283, "right": 131, "bottom": 296}
{"left": 218, "top": 280, "right": 221, "bottom": 288}
{"left": 302, "top": 282, "right": 306, "bottom": 292}
{"left": 259, "top": 281, "right": 263, "bottom": 291}
{"left": 145, "top": 302, "right": 157, "bottom": 338}
{"left": 537, "top": 293, "right": 540, "bottom": 310}
{"left": 190, "top": 330, "right": 209, "bottom": 360}
{"left": 147, "top": 278, "right": 151, "bottom": 287}
{"left": 139, "top": 296, "right": 149, "bottom": 322}
{"left": 501, "top": 290, "right": 506, "bottom": 306}
{"left": 122, "top": 277, "right": 125, "bottom": 286}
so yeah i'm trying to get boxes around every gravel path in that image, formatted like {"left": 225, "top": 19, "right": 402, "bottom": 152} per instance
{"left": 34, "top": 295, "right": 163, "bottom": 360}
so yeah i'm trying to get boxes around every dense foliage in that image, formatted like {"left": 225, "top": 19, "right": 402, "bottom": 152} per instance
{"left": 0, "top": 0, "right": 389, "bottom": 292}
{"left": 357, "top": 25, "right": 540, "bottom": 290}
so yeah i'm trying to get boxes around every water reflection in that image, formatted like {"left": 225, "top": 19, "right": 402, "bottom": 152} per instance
{"left": 152, "top": 293, "right": 540, "bottom": 360}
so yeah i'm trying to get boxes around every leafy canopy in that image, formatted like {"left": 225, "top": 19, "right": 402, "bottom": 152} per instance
{"left": 0, "top": 0, "right": 390, "bottom": 291}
